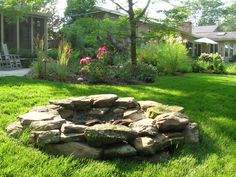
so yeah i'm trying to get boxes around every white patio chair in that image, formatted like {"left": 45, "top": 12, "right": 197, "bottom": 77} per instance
{"left": 0, "top": 53, "right": 14, "bottom": 69}
{"left": 1, "top": 43, "right": 22, "bottom": 69}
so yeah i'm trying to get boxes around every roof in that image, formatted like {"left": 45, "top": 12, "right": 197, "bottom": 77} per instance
{"left": 195, "top": 32, "right": 236, "bottom": 41}
{"left": 193, "top": 25, "right": 219, "bottom": 33}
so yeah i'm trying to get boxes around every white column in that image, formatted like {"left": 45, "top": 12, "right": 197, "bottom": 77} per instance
{"left": 16, "top": 16, "right": 20, "bottom": 53}
{"left": 31, "top": 16, "right": 34, "bottom": 53}
{"left": 44, "top": 17, "right": 48, "bottom": 50}
{"left": 1, "top": 14, "right": 4, "bottom": 45}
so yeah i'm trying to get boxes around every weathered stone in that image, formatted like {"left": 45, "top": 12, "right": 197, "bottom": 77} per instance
{"left": 183, "top": 123, "right": 199, "bottom": 144}
{"left": 19, "top": 112, "right": 55, "bottom": 126}
{"left": 85, "top": 124, "right": 137, "bottom": 147}
{"left": 61, "top": 123, "right": 87, "bottom": 134}
{"left": 45, "top": 142, "right": 102, "bottom": 159}
{"left": 69, "top": 97, "right": 92, "bottom": 110}
{"left": 87, "top": 108, "right": 110, "bottom": 116}
{"left": 123, "top": 109, "right": 145, "bottom": 121}
{"left": 6, "top": 121, "right": 23, "bottom": 138}
{"left": 58, "top": 109, "right": 74, "bottom": 119}
{"left": 138, "top": 101, "right": 162, "bottom": 111}
{"left": 133, "top": 135, "right": 171, "bottom": 155}
{"left": 85, "top": 119, "right": 102, "bottom": 126}
{"left": 31, "top": 130, "right": 60, "bottom": 146}
{"left": 60, "top": 133, "right": 85, "bottom": 142}
{"left": 49, "top": 99, "right": 73, "bottom": 109}
{"left": 30, "top": 119, "right": 66, "bottom": 131}
{"left": 133, "top": 137, "right": 157, "bottom": 155}
{"left": 146, "top": 105, "right": 184, "bottom": 119}
{"left": 31, "top": 104, "right": 61, "bottom": 112}
{"left": 112, "top": 119, "right": 133, "bottom": 126}
{"left": 104, "top": 144, "right": 137, "bottom": 158}
{"left": 88, "top": 94, "right": 118, "bottom": 108}
{"left": 113, "top": 108, "right": 126, "bottom": 115}
{"left": 155, "top": 112, "right": 189, "bottom": 132}
{"left": 115, "top": 97, "right": 138, "bottom": 109}
{"left": 131, "top": 151, "right": 170, "bottom": 163}
{"left": 129, "top": 119, "right": 158, "bottom": 136}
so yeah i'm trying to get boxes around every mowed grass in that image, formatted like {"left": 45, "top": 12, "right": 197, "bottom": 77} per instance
{"left": 0, "top": 73, "right": 236, "bottom": 177}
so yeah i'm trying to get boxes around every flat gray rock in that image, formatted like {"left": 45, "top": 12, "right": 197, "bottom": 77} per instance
{"left": 85, "top": 124, "right": 137, "bottom": 147}
{"left": 115, "top": 97, "right": 138, "bottom": 109}
{"left": 6, "top": 121, "right": 23, "bottom": 138}
{"left": 88, "top": 94, "right": 118, "bottom": 108}
{"left": 138, "top": 101, "right": 162, "bottom": 111}
{"left": 45, "top": 142, "right": 102, "bottom": 159}
{"left": 61, "top": 123, "right": 87, "bottom": 134}
{"left": 60, "top": 133, "right": 85, "bottom": 142}
{"left": 69, "top": 97, "right": 92, "bottom": 110}
{"left": 31, "top": 130, "right": 60, "bottom": 146}
{"left": 183, "top": 123, "right": 199, "bottom": 144}
{"left": 104, "top": 144, "right": 137, "bottom": 158}
{"left": 129, "top": 118, "right": 158, "bottom": 136}
{"left": 19, "top": 112, "right": 55, "bottom": 126}
{"left": 30, "top": 119, "right": 66, "bottom": 131}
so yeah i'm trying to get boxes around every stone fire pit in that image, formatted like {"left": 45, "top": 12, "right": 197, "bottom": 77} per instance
{"left": 6, "top": 94, "right": 199, "bottom": 162}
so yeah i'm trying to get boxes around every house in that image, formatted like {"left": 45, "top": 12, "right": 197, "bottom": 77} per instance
{"left": 0, "top": 12, "right": 48, "bottom": 54}
{"left": 182, "top": 22, "right": 236, "bottom": 60}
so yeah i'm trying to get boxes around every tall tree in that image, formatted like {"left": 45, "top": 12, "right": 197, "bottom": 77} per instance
{"left": 110, "top": 0, "right": 151, "bottom": 65}
{"left": 184, "top": 0, "right": 225, "bottom": 26}
{"left": 64, "top": 0, "right": 97, "bottom": 23}
{"left": 0, "top": 0, "right": 53, "bottom": 22}
{"left": 221, "top": 2, "right": 236, "bottom": 31}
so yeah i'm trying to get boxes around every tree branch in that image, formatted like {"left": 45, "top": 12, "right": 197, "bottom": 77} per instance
{"left": 110, "top": 0, "right": 129, "bottom": 13}
{"left": 136, "top": 0, "right": 152, "bottom": 20}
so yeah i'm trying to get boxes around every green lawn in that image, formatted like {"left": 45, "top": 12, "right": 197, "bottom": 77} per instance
{"left": 0, "top": 73, "right": 235, "bottom": 177}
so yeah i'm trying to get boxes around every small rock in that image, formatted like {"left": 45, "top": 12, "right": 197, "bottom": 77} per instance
{"left": 31, "top": 130, "right": 60, "bottom": 146}
{"left": 133, "top": 137, "right": 157, "bottom": 155}
{"left": 85, "top": 119, "right": 102, "bottom": 126}
{"left": 155, "top": 112, "right": 189, "bottom": 132}
{"left": 113, "top": 108, "right": 126, "bottom": 115}
{"left": 60, "top": 133, "right": 85, "bottom": 142}
{"left": 45, "top": 142, "right": 102, "bottom": 159}
{"left": 19, "top": 112, "right": 55, "bottom": 126}
{"left": 6, "top": 121, "right": 23, "bottom": 138}
{"left": 30, "top": 119, "right": 66, "bottom": 131}
{"left": 61, "top": 123, "right": 87, "bottom": 134}
{"left": 129, "top": 119, "right": 158, "bottom": 136}
{"left": 183, "top": 123, "right": 199, "bottom": 144}
{"left": 146, "top": 105, "right": 184, "bottom": 119}
{"left": 112, "top": 119, "right": 133, "bottom": 126}
{"left": 58, "top": 109, "right": 74, "bottom": 119}
{"left": 138, "top": 101, "right": 162, "bottom": 111}
{"left": 77, "top": 77, "right": 84, "bottom": 82}
{"left": 49, "top": 99, "right": 73, "bottom": 109}
{"left": 85, "top": 124, "right": 137, "bottom": 147}
{"left": 123, "top": 109, "right": 145, "bottom": 121}
{"left": 88, "top": 94, "right": 118, "bottom": 108}
{"left": 115, "top": 97, "right": 138, "bottom": 109}
{"left": 31, "top": 104, "right": 61, "bottom": 112}
{"left": 104, "top": 144, "right": 137, "bottom": 158}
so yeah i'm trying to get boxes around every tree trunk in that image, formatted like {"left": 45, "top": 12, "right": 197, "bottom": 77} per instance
{"left": 130, "top": 20, "right": 137, "bottom": 65}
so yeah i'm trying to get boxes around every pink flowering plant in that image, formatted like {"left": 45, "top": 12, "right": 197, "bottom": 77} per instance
{"left": 79, "top": 56, "right": 92, "bottom": 65}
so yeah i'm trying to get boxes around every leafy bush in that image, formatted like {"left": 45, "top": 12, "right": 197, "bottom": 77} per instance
{"left": 47, "top": 48, "right": 58, "bottom": 60}
{"left": 31, "top": 60, "right": 44, "bottom": 79}
{"left": 230, "top": 55, "right": 236, "bottom": 62}
{"left": 141, "top": 37, "right": 188, "bottom": 75}
{"left": 192, "top": 53, "right": 225, "bottom": 74}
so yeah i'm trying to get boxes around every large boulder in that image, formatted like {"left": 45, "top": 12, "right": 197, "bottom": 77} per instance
{"left": 183, "top": 123, "right": 199, "bottom": 144}
{"left": 88, "top": 94, "right": 118, "bottom": 108}
{"left": 155, "top": 112, "right": 189, "bottom": 132}
{"left": 18, "top": 112, "right": 55, "bottom": 126}
{"left": 6, "top": 121, "right": 23, "bottom": 138}
{"left": 30, "top": 130, "right": 60, "bottom": 146}
{"left": 104, "top": 144, "right": 137, "bottom": 158}
{"left": 45, "top": 142, "right": 102, "bottom": 159}
{"left": 138, "top": 101, "right": 162, "bottom": 111}
{"left": 129, "top": 119, "right": 158, "bottom": 136}
{"left": 115, "top": 97, "right": 138, "bottom": 109}
{"left": 61, "top": 123, "right": 87, "bottom": 134}
{"left": 30, "top": 119, "right": 66, "bottom": 131}
{"left": 85, "top": 124, "right": 137, "bottom": 147}
{"left": 146, "top": 105, "right": 184, "bottom": 119}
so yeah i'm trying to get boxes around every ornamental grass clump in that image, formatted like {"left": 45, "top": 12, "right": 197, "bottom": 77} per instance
{"left": 58, "top": 40, "right": 72, "bottom": 66}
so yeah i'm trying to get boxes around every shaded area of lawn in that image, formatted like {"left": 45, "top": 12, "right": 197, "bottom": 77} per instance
{"left": 0, "top": 73, "right": 235, "bottom": 177}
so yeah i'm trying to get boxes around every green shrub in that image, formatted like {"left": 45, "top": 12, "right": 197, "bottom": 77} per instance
{"left": 141, "top": 37, "right": 188, "bottom": 75}
{"left": 31, "top": 60, "right": 44, "bottom": 79}
{"left": 47, "top": 48, "right": 58, "bottom": 60}
{"left": 225, "top": 63, "right": 236, "bottom": 74}
{"left": 46, "top": 63, "right": 73, "bottom": 81}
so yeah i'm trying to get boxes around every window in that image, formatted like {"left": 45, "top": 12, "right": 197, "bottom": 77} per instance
{"left": 210, "top": 44, "right": 218, "bottom": 53}
{"left": 186, "top": 42, "right": 193, "bottom": 55}
{"left": 225, "top": 43, "right": 234, "bottom": 58}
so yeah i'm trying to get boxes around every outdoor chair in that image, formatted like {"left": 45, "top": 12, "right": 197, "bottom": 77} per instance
{"left": 0, "top": 53, "right": 14, "bottom": 70}
{"left": 1, "top": 43, "right": 22, "bottom": 69}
